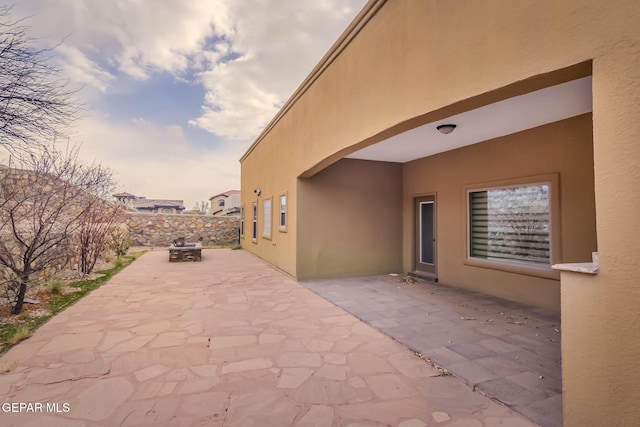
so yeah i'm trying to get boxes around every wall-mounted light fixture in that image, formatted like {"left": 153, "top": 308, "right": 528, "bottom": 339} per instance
{"left": 254, "top": 188, "right": 261, "bottom": 196}
{"left": 436, "top": 124, "right": 457, "bottom": 135}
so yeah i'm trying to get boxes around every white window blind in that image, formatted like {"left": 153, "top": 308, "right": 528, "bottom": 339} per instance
{"left": 469, "top": 184, "right": 550, "bottom": 264}
{"left": 263, "top": 199, "right": 272, "bottom": 237}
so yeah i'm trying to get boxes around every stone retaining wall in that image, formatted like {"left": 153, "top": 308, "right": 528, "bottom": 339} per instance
{"left": 125, "top": 212, "right": 239, "bottom": 247}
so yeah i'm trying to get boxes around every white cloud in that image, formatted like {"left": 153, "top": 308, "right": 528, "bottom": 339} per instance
{"left": 191, "top": 1, "right": 367, "bottom": 140}
{"left": 56, "top": 45, "right": 115, "bottom": 93}
{"left": 75, "top": 113, "right": 242, "bottom": 208}
{"left": 15, "top": 0, "right": 235, "bottom": 79}
{"left": 13, "top": 0, "right": 367, "bottom": 140}
{"left": 189, "top": 59, "right": 283, "bottom": 140}
{"left": 4, "top": 0, "right": 368, "bottom": 202}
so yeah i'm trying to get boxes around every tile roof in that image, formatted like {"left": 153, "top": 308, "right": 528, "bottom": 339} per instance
{"left": 113, "top": 192, "right": 137, "bottom": 198}
{"left": 133, "top": 199, "right": 185, "bottom": 210}
{"left": 209, "top": 189, "right": 240, "bottom": 200}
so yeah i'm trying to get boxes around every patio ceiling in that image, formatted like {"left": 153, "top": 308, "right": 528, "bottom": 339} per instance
{"left": 346, "top": 77, "right": 592, "bottom": 163}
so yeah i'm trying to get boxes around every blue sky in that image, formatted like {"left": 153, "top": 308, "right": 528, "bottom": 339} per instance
{"left": 99, "top": 75, "right": 204, "bottom": 126}
{"left": 5, "top": 0, "right": 367, "bottom": 208}
{"left": 96, "top": 74, "right": 221, "bottom": 149}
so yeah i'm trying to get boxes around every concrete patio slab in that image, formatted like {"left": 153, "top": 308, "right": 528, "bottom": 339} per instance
{"left": 1, "top": 250, "right": 539, "bottom": 426}
{"left": 303, "top": 275, "right": 562, "bottom": 427}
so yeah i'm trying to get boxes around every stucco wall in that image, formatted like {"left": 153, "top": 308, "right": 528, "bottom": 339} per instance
{"left": 297, "top": 159, "right": 402, "bottom": 280}
{"left": 560, "top": 271, "right": 606, "bottom": 426}
{"left": 569, "top": 47, "right": 640, "bottom": 427}
{"left": 240, "top": 141, "right": 299, "bottom": 276}
{"left": 403, "top": 114, "right": 596, "bottom": 311}
{"left": 240, "top": 1, "right": 640, "bottom": 424}
{"left": 125, "top": 212, "right": 239, "bottom": 247}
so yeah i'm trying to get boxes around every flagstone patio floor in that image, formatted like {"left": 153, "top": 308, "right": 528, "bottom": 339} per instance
{"left": 303, "top": 276, "right": 562, "bottom": 427}
{"left": 0, "top": 250, "right": 541, "bottom": 426}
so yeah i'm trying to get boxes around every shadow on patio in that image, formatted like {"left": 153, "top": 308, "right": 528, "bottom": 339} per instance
{"left": 302, "top": 275, "right": 562, "bottom": 427}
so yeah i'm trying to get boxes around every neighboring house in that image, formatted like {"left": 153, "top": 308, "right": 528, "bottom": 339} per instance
{"left": 209, "top": 190, "right": 240, "bottom": 216}
{"left": 239, "top": 1, "right": 640, "bottom": 426}
{"left": 113, "top": 192, "right": 185, "bottom": 214}
{"left": 112, "top": 192, "right": 137, "bottom": 204}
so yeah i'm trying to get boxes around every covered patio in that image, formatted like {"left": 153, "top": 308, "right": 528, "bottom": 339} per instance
{"left": 304, "top": 275, "right": 561, "bottom": 427}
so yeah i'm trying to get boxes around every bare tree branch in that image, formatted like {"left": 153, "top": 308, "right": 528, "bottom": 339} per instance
{"left": 0, "top": 144, "right": 117, "bottom": 314}
{"left": 192, "top": 200, "right": 210, "bottom": 215}
{"left": 0, "top": 5, "right": 79, "bottom": 156}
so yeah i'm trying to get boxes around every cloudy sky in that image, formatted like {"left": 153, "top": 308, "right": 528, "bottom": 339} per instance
{"left": 6, "top": 0, "right": 367, "bottom": 209}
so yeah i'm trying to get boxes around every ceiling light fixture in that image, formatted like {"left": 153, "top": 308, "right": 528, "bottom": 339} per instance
{"left": 436, "top": 124, "right": 457, "bottom": 135}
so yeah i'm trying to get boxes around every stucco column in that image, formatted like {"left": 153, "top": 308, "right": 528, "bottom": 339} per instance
{"left": 563, "top": 47, "right": 640, "bottom": 426}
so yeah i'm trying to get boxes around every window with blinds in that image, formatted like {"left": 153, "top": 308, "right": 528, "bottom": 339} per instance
{"left": 469, "top": 183, "right": 551, "bottom": 265}
{"left": 263, "top": 198, "right": 272, "bottom": 238}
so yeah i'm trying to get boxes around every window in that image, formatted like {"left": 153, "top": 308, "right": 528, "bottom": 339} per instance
{"left": 252, "top": 203, "right": 257, "bottom": 241}
{"left": 161, "top": 208, "right": 172, "bottom": 214}
{"left": 218, "top": 199, "right": 225, "bottom": 207}
{"left": 240, "top": 205, "right": 245, "bottom": 238}
{"left": 469, "top": 183, "right": 551, "bottom": 266}
{"left": 279, "top": 194, "right": 287, "bottom": 230}
{"left": 263, "top": 198, "right": 272, "bottom": 238}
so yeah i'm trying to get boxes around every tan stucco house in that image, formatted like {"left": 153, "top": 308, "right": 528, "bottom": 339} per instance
{"left": 239, "top": 1, "right": 640, "bottom": 425}
{"left": 209, "top": 190, "right": 241, "bottom": 216}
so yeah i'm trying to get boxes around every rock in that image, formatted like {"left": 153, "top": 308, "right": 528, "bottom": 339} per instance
{"left": 125, "top": 212, "right": 240, "bottom": 247}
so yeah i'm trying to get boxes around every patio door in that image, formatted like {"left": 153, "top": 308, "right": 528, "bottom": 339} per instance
{"left": 415, "top": 195, "right": 437, "bottom": 278}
